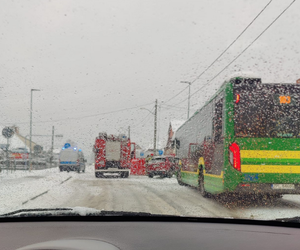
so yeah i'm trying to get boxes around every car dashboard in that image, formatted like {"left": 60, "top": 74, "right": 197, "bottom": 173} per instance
{"left": 1, "top": 217, "right": 300, "bottom": 250}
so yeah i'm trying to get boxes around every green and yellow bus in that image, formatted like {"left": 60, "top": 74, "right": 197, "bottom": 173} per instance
{"left": 175, "top": 74, "right": 300, "bottom": 197}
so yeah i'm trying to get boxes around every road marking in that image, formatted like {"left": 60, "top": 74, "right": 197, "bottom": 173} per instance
{"left": 22, "top": 176, "right": 72, "bottom": 205}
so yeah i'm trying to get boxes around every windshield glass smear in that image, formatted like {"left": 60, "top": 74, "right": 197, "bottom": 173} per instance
{"left": 0, "top": 0, "right": 300, "bottom": 222}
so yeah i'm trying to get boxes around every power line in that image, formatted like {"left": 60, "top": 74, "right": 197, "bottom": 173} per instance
{"left": 169, "top": 0, "right": 274, "bottom": 108}
{"left": 160, "top": 103, "right": 198, "bottom": 115}
{"left": 175, "top": 0, "right": 296, "bottom": 107}
{"left": 162, "top": 85, "right": 189, "bottom": 105}
{"left": 5, "top": 101, "right": 155, "bottom": 125}
{"left": 190, "top": 0, "right": 273, "bottom": 84}
{"left": 131, "top": 106, "right": 155, "bottom": 128}
{"left": 161, "top": 103, "right": 186, "bottom": 110}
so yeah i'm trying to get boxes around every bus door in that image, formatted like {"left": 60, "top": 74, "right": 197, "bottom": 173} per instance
{"left": 210, "top": 98, "right": 224, "bottom": 175}
{"left": 188, "top": 143, "right": 200, "bottom": 172}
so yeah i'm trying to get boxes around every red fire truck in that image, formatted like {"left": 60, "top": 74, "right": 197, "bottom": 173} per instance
{"left": 93, "top": 133, "right": 135, "bottom": 178}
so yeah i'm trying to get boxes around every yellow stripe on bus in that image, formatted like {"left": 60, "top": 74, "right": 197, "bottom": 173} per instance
{"left": 241, "top": 165, "right": 300, "bottom": 173}
{"left": 203, "top": 170, "right": 224, "bottom": 179}
{"left": 181, "top": 170, "right": 199, "bottom": 174}
{"left": 181, "top": 169, "right": 224, "bottom": 179}
{"left": 240, "top": 150, "right": 300, "bottom": 159}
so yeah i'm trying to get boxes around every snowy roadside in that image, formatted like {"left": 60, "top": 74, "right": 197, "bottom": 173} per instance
{"left": 0, "top": 165, "right": 94, "bottom": 214}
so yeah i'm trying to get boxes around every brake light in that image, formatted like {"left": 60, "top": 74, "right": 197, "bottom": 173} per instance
{"left": 235, "top": 94, "right": 240, "bottom": 103}
{"left": 229, "top": 142, "right": 241, "bottom": 171}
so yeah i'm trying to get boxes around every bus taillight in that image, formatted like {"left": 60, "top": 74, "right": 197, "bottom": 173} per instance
{"left": 235, "top": 94, "right": 240, "bottom": 103}
{"left": 229, "top": 142, "right": 241, "bottom": 171}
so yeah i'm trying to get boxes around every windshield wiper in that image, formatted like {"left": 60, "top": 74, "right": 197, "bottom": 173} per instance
{"left": 0, "top": 208, "right": 172, "bottom": 218}
{"left": 0, "top": 208, "right": 73, "bottom": 217}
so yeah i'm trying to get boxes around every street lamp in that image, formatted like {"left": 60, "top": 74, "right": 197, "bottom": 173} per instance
{"left": 140, "top": 99, "right": 158, "bottom": 155}
{"left": 181, "top": 81, "right": 192, "bottom": 119}
{"left": 29, "top": 89, "right": 40, "bottom": 170}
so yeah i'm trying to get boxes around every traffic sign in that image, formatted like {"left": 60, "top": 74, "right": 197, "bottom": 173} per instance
{"left": 2, "top": 127, "right": 14, "bottom": 139}
{"left": 64, "top": 143, "right": 71, "bottom": 149}
{"left": 158, "top": 150, "right": 163, "bottom": 155}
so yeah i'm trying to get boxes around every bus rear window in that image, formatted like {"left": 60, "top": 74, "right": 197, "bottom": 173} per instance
{"left": 234, "top": 84, "right": 300, "bottom": 138}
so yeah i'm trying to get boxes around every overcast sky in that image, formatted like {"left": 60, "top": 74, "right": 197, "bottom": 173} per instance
{"left": 0, "top": 0, "right": 299, "bottom": 157}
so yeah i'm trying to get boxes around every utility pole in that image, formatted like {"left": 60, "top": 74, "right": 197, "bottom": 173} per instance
{"left": 181, "top": 81, "right": 191, "bottom": 119}
{"left": 29, "top": 89, "right": 40, "bottom": 171}
{"left": 128, "top": 126, "right": 130, "bottom": 139}
{"left": 154, "top": 99, "right": 157, "bottom": 155}
{"left": 51, "top": 126, "right": 54, "bottom": 167}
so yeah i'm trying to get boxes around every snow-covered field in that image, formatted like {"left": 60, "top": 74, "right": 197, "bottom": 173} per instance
{"left": 2, "top": 166, "right": 300, "bottom": 220}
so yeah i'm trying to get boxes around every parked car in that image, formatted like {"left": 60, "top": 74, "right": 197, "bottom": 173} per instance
{"left": 146, "top": 156, "right": 179, "bottom": 178}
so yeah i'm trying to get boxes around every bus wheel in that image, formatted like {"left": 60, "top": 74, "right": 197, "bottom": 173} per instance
{"left": 198, "top": 168, "right": 209, "bottom": 198}
{"left": 148, "top": 173, "right": 153, "bottom": 178}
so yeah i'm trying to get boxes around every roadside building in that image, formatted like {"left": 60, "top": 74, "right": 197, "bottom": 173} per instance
{"left": 0, "top": 126, "right": 39, "bottom": 168}
{"left": 164, "top": 120, "right": 185, "bottom": 156}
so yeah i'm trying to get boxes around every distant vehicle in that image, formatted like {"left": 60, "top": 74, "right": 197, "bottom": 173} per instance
{"left": 146, "top": 156, "right": 179, "bottom": 178}
{"left": 93, "top": 133, "right": 135, "bottom": 178}
{"left": 9, "top": 147, "right": 29, "bottom": 169}
{"left": 59, "top": 142, "right": 86, "bottom": 173}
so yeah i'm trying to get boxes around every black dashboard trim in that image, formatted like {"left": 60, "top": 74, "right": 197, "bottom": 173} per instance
{"left": 0, "top": 216, "right": 300, "bottom": 229}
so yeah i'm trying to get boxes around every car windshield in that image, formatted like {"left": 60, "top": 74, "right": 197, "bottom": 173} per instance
{"left": 1, "top": 0, "right": 300, "bottom": 222}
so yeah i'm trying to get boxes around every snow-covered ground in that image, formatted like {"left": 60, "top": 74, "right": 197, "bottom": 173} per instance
{"left": 0, "top": 167, "right": 79, "bottom": 214}
{"left": 2, "top": 166, "right": 300, "bottom": 221}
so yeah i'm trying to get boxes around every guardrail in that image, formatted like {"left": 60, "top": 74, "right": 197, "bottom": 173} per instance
{"left": 0, "top": 161, "right": 58, "bottom": 172}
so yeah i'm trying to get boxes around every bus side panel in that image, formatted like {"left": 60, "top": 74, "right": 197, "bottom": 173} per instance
{"left": 202, "top": 91, "right": 227, "bottom": 194}
{"left": 181, "top": 171, "right": 198, "bottom": 187}
{"left": 222, "top": 83, "right": 243, "bottom": 192}
{"left": 203, "top": 174, "right": 224, "bottom": 194}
